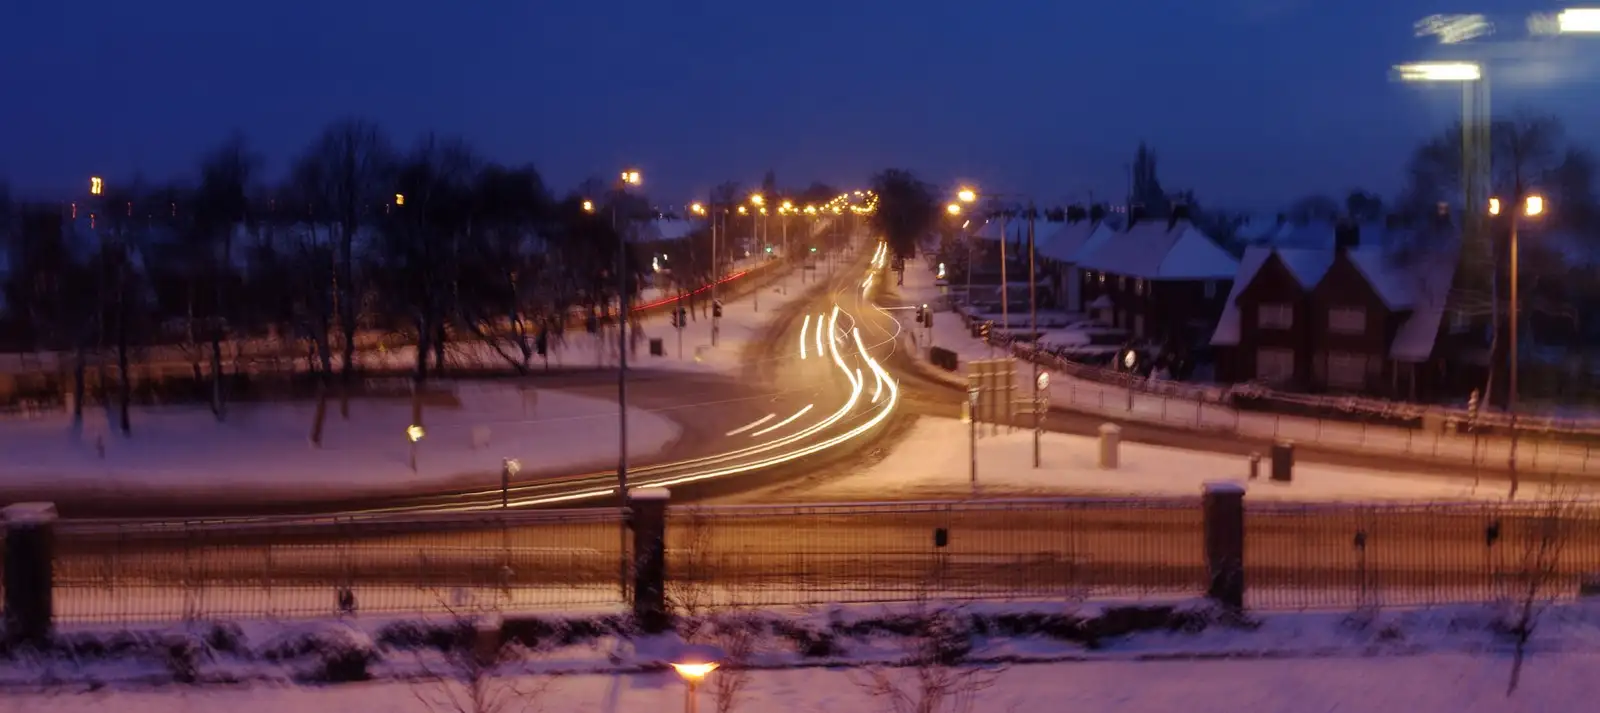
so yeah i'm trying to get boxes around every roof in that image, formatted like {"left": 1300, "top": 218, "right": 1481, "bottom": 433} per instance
{"left": 1209, "top": 247, "right": 1273, "bottom": 346}
{"left": 1037, "top": 219, "right": 1115, "bottom": 264}
{"left": 1077, "top": 218, "right": 1238, "bottom": 280}
{"left": 1385, "top": 249, "right": 1458, "bottom": 362}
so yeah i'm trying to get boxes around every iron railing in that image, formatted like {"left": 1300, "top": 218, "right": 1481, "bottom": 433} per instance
{"left": 50, "top": 508, "right": 627, "bottom": 623}
{"left": 20, "top": 496, "right": 1600, "bottom": 623}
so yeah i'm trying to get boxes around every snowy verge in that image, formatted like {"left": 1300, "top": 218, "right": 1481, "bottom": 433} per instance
{"left": 6, "top": 599, "right": 1600, "bottom": 690}
{"left": 0, "top": 382, "right": 680, "bottom": 502}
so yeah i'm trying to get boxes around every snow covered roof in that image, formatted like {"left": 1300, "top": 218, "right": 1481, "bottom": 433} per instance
{"left": 1076, "top": 219, "right": 1238, "bottom": 280}
{"left": 1037, "top": 220, "right": 1115, "bottom": 264}
{"left": 1209, "top": 247, "right": 1272, "bottom": 346}
{"left": 1385, "top": 249, "right": 1458, "bottom": 362}
{"left": 1209, "top": 247, "right": 1337, "bottom": 347}
{"left": 971, "top": 218, "right": 1029, "bottom": 243}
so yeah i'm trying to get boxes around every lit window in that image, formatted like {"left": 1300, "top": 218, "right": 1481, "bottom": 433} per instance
{"left": 1257, "top": 303, "right": 1293, "bottom": 330}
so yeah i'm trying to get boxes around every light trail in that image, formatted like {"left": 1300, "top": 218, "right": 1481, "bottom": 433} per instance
{"left": 724, "top": 413, "right": 776, "bottom": 436}
{"left": 750, "top": 404, "right": 815, "bottom": 437}
{"left": 815, "top": 312, "right": 827, "bottom": 356}
{"left": 799, "top": 314, "right": 810, "bottom": 360}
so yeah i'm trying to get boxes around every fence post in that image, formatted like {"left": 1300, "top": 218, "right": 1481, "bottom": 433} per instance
{"left": 4, "top": 502, "right": 58, "bottom": 646}
{"left": 630, "top": 487, "right": 670, "bottom": 633}
{"left": 1202, "top": 483, "right": 1245, "bottom": 610}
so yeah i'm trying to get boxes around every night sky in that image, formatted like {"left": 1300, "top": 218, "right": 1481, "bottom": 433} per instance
{"left": 4, "top": 0, "right": 1599, "bottom": 209}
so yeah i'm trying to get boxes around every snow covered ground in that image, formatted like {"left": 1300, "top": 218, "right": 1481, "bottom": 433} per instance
{"left": 809, "top": 416, "right": 1593, "bottom": 502}
{"left": 0, "top": 382, "right": 680, "bottom": 501}
{"left": 892, "top": 263, "right": 1600, "bottom": 478}
{"left": 5, "top": 601, "right": 1599, "bottom": 711}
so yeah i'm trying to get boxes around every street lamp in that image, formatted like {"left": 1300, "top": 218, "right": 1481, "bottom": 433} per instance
{"left": 690, "top": 202, "right": 705, "bottom": 216}
{"left": 582, "top": 199, "right": 595, "bottom": 213}
{"left": 90, "top": 176, "right": 104, "bottom": 196}
{"left": 946, "top": 203, "right": 962, "bottom": 215}
{"left": 1490, "top": 193, "right": 1546, "bottom": 428}
{"left": 1560, "top": 8, "right": 1600, "bottom": 33}
{"left": 670, "top": 644, "right": 724, "bottom": 713}
{"left": 957, "top": 187, "right": 977, "bottom": 204}
{"left": 613, "top": 167, "right": 642, "bottom": 598}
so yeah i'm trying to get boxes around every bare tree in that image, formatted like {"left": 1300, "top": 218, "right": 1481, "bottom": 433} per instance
{"left": 412, "top": 599, "right": 555, "bottom": 713}
{"left": 294, "top": 118, "right": 392, "bottom": 418}
{"left": 849, "top": 581, "right": 1005, "bottom": 713}
{"left": 190, "top": 134, "right": 258, "bottom": 421}
{"left": 1505, "top": 485, "right": 1578, "bottom": 695}
{"left": 456, "top": 163, "right": 550, "bottom": 372}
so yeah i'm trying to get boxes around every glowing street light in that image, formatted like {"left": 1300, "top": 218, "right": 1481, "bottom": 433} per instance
{"left": 804, "top": 205, "right": 816, "bottom": 214}
{"left": 90, "top": 176, "right": 104, "bottom": 196}
{"left": 1491, "top": 192, "right": 1548, "bottom": 436}
{"left": 691, "top": 202, "right": 706, "bottom": 215}
{"left": 946, "top": 203, "right": 962, "bottom": 215}
{"left": 620, "top": 169, "right": 642, "bottom": 186}
{"left": 750, "top": 193, "right": 765, "bottom": 206}
{"left": 1559, "top": 8, "right": 1600, "bottom": 33}
{"left": 394, "top": 193, "right": 405, "bottom": 206}
{"left": 1394, "top": 61, "right": 1482, "bottom": 82}
{"left": 957, "top": 187, "right": 977, "bottom": 203}
{"left": 406, "top": 424, "right": 425, "bottom": 472}
{"left": 670, "top": 644, "right": 724, "bottom": 713}
{"left": 582, "top": 199, "right": 595, "bottom": 213}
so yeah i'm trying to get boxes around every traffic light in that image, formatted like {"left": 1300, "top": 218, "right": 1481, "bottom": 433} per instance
{"left": 675, "top": 307, "right": 687, "bottom": 328}
{"left": 670, "top": 310, "right": 680, "bottom": 328}
{"left": 713, "top": 300, "right": 723, "bottom": 319}
{"left": 765, "top": 245, "right": 773, "bottom": 254}
{"left": 978, "top": 321, "right": 991, "bottom": 342}
{"left": 914, "top": 304, "right": 926, "bottom": 323}
{"left": 923, "top": 305, "right": 934, "bottom": 329}
{"left": 810, "top": 246, "right": 817, "bottom": 253}
{"left": 535, "top": 329, "right": 548, "bottom": 356}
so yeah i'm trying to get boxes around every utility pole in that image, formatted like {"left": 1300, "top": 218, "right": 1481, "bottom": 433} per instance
{"left": 1028, "top": 205, "right": 1040, "bottom": 468}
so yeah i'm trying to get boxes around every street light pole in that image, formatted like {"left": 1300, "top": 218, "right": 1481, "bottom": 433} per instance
{"left": 613, "top": 168, "right": 641, "bottom": 598}
{"left": 1028, "top": 204, "right": 1040, "bottom": 468}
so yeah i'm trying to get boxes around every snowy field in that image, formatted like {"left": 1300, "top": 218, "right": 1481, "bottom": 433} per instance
{"left": 5, "top": 601, "right": 1599, "bottom": 711}
{"left": 812, "top": 416, "right": 1588, "bottom": 502}
{"left": 0, "top": 382, "right": 680, "bottom": 501}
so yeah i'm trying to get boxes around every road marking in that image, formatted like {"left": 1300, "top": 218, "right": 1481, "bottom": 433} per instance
{"left": 752, "top": 403, "right": 815, "bottom": 437}
{"left": 725, "top": 413, "right": 776, "bottom": 436}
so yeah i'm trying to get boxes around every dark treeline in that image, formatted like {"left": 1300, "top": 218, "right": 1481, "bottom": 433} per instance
{"left": 0, "top": 119, "right": 845, "bottom": 441}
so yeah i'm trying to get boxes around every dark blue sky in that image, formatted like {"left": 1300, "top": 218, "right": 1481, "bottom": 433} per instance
{"left": 3, "top": 0, "right": 1597, "bottom": 210}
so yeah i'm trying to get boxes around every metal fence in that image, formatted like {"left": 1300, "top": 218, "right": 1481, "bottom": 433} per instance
{"left": 20, "top": 496, "right": 1600, "bottom": 624}
{"left": 49, "top": 509, "right": 628, "bottom": 623}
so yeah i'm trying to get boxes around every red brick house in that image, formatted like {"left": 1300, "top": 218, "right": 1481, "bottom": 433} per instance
{"left": 1075, "top": 206, "right": 1238, "bottom": 346}
{"left": 1211, "top": 223, "right": 1465, "bottom": 400}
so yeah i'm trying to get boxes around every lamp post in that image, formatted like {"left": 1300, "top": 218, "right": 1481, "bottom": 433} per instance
{"left": 607, "top": 168, "right": 642, "bottom": 596}
{"left": 670, "top": 645, "right": 724, "bottom": 713}
{"left": 1490, "top": 193, "right": 1545, "bottom": 493}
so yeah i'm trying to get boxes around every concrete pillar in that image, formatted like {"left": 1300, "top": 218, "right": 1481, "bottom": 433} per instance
{"left": 630, "top": 487, "right": 670, "bottom": 633}
{"left": 1202, "top": 483, "right": 1245, "bottom": 609}
{"left": 1097, "top": 423, "right": 1121, "bottom": 469}
{"left": 4, "top": 502, "right": 58, "bottom": 646}
{"left": 1270, "top": 441, "right": 1294, "bottom": 482}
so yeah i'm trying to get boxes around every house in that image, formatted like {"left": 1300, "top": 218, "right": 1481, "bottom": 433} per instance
{"left": 1036, "top": 205, "right": 1117, "bottom": 312}
{"left": 1210, "top": 221, "right": 1466, "bottom": 399}
{"left": 1073, "top": 206, "right": 1239, "bottom": 346}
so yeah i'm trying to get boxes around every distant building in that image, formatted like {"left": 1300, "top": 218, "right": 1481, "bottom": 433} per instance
{"left": 1073, "top": 205, "right": 1239, "bottom": 347}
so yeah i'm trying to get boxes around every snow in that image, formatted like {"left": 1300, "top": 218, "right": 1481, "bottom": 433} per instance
{"left": 1075, "top": 219, "right": 1237, "bottom": 280}
{"left": 2, "top": 501, "right": 58, "bottom": 524}
{"left": 0, "top": 382, "right": 681, "bottom": 501}
{"left": 1209, "top": 247, "right": 1271, "bottom": 346}
{"left": 1036, "top": 219, "right": 1115, "bottom": 264}
{"left": 6, "top": 602, "right": 1600, "bottom": 711}
{"left": 797, "top": 416, "right": 1584, "bottom": 502}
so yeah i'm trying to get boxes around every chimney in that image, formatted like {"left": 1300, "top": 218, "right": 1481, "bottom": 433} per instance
{"left": 1088, "top": 204, "right": 1107, "bottom": 222}
{"left": 1334, "top": 219, "right": 1359, "bottom": 252}
{"left": 1066, "top": 205, "right": 1089, "bottom": 223}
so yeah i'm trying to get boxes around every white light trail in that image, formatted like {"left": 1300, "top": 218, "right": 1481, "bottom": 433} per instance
{"left": 799, "top": 314, "right": 810, "bottom": 360}
{"left": 724, "top": 413, "right": 776, "bottom": 436}
{"left": 750, "top": 404, "right": 815, "bottom": 437}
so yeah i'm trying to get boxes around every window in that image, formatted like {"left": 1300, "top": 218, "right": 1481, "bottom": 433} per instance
{"left": 1098, "top": 273, "right": 1106, "bottom": 285}
{"left": 1256, "top": 348, "right": 1294, "bottom": 383}
{"left": 1328, "top": 307, "right": 1365, "bottom": 335}
{"left": 1326, "top": 351, "right": 1369, "bottom": 390}
{"left": 1134, "top": 278, "right": 1145, "bottom": 296}
{"left": 1257, "top": 303, "right": 1293, "bottom": 330}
